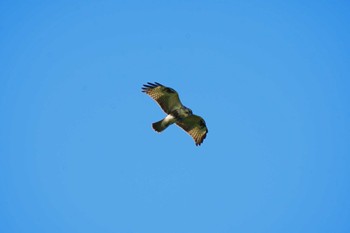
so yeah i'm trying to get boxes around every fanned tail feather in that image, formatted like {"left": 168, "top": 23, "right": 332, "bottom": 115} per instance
{"left": 152, "top": 119, "right": 170, "bottom": 132}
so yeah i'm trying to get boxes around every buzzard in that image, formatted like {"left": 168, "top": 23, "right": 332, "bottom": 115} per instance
{"left": 142, "top": 82, "right": 208, "bottom": 146}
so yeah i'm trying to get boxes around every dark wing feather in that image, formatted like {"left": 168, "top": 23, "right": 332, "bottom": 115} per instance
{"left": 176, "top": 115, "right": 208, "bottom": 146}
{"left": 142, "top": 82, "right": 183, "bottom": 114}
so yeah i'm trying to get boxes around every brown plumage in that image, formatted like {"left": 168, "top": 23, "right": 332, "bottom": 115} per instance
{"left": 142, "top": 82, "right": 208, "bottom": 146}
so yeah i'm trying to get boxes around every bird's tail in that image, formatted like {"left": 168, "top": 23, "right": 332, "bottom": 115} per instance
{"left": 152, "top": 119, "right": 171, "bottom": 132}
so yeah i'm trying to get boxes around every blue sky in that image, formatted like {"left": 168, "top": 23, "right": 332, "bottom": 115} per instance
{"left": 1, "top": 1, "right": 350, "bottom": 232}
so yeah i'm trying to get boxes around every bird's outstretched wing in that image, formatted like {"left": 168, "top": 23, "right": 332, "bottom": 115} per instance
{"left": 142, "top": 82, "right": 183, "bottom": 114}
{"left": 176, "top": 115, "right": 208, "bottom": 146}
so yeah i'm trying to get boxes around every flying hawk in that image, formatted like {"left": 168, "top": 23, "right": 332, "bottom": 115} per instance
{"left": 142, "top": 82, "right": 208, "bottom": 146}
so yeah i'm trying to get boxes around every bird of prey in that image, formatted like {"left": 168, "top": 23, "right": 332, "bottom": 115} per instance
{"left": 142, "top": 82, "right": 208, "bottom": 146}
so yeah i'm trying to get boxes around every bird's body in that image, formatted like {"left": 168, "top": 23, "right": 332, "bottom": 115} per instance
{"left": 142, "top": 82, "right": 208, "bottom": 146}
{"left": 152, "top": 106, "right": 192, "bottom": 132}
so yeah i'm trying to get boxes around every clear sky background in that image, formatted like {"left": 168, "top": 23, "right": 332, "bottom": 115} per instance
{"left": 1, "top": 1, "right": 350, "bottom": 232}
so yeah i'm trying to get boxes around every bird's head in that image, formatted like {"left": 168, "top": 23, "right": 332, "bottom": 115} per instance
{"left": 184, "top": 106, "right": 193, "bottom": 115}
